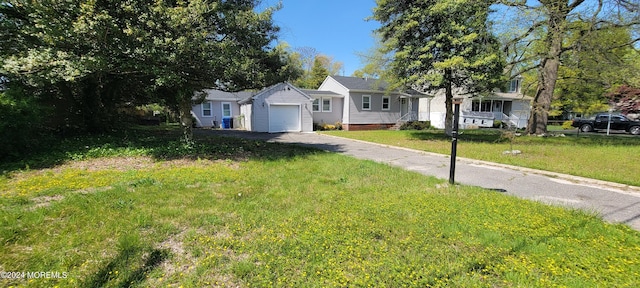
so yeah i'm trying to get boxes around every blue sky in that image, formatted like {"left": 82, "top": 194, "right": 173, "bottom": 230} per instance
{"left": 265, "top": 0, "right": 380, "bottom": 76}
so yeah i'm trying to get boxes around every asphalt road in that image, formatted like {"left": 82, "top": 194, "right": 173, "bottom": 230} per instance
{"left": 202, "top": 129, "right": 640, "bottom": 231}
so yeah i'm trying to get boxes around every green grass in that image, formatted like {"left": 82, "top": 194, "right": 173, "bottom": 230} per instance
{"left": 321, "top": 129, "right": 640, "bottom": 187}
{"left": 1, "top": 126, "right": 640, "bottom": 287}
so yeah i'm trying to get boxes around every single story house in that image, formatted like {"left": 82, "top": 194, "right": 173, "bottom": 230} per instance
{"left": 191, "top": 89, "right": 254, "bottom": 128}
{"left": 318, "top": 75, "right": 424, "bottom": 130}
{"left": 191, "top": 76, "right": 533, "bottom": 132}
{"left": 238, "top": 82, "right": 314, "bottom": 133}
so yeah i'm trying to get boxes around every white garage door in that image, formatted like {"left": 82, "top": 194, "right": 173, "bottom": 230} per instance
{"left": 269, "top": 105, "right": 300, "bottom": 132}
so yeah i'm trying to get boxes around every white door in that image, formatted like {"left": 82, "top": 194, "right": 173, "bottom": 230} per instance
{"left": 269, "top": 105, "right": 300, "bottom": 132}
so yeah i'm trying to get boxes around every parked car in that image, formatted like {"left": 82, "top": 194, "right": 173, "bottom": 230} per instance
{"left": 571, "top": 113, "right": 640, "bottom": 135}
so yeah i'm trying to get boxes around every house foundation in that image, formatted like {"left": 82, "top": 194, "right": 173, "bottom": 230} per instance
{"left": 343, "top": 123, "right": 395, "bottom": 131}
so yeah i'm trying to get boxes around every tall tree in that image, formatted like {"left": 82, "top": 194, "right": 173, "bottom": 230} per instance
{"left": 552, "top": 24, "right": 638, "bottom": 116}
{"left": 373, "top": 0, "right": 505, "bottom": 134}
{"left": 292, "top": 54, "right": 343, "bottom": 89}
{"left": 1, "top": 0, "right": 294, "bottom": 142}
{"left": 495, "top": 0, "right": 640, "bottom": 134}
{"left": 308, "top": 56, "right": 330, "bottom": 89}
{"left": 353, "top": 33, "right": 392, "bottom": 79}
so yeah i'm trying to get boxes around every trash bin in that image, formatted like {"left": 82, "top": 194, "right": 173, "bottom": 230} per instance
{"left": 222, "top": 117, "right": 231, "bottom": 129}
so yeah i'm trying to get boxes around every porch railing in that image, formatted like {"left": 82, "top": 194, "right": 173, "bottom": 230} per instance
{"left": 501, "top": 113, "right": 522, "bottom": 128}
{"left": 398, "top": 111, "right": 418, "bottom": 122}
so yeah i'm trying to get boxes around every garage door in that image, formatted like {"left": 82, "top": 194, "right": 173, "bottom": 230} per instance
{"left": 269, "top": 105, "right": 300, "bottom": 132}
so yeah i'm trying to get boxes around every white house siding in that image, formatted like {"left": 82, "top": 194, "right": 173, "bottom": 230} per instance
{"left": 312, "top": 97, "right": 344, "bottom": 125}
{"left": 251, "top": 96, "right": 270, "bottom": 132}
{"left": 250, "top": 83, "right": 314, "bottom": 133}
{"left": 318, "top": 77, "right": 350, "bottom": 124}
{"left": 240, "top": 103, "right": 252, "bottom": 130}
{"left": 420, "top": 92, "right": 449, "bottom": 129}
{"left": 348, "top": 92, "right": 401, "bottom": 124}
{"left": 192, "top": 100, "right": 241, "bottom": 128}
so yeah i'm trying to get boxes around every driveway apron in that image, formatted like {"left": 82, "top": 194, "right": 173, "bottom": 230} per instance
{"left": 202, "top": 130, "right": 640, "bottom": 231}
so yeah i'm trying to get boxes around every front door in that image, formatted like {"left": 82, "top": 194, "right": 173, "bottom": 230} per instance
{"left": 401, "top": 98, "right": 408, "bottom": 117}
{"left": 503, "top": 101, "right": 512, "bottom": 117}
{"left": 222, "top": 102, "right": 232, "bottom": 118}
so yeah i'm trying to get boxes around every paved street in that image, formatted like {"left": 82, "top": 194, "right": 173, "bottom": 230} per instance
{"left": 201, "top": 130, "right": 640, "bottom": 231}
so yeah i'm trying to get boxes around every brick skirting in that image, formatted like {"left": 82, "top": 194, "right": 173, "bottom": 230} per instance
{"left": 343, "top": 123, "right": 395, "bottom": 131}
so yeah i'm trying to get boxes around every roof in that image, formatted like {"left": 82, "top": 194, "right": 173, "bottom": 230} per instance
{"left": 201, "top": 89, "right": 255, "bottom": 101}
{"left": 472, "top": 92, "right": 533, "bottom": 101}
{"left": 330, "top": 75, "right": 389, "bottom": 91}
{"left": 238, "top": 82, "right": 312, "bottom": 104}
{"left": 300, "top": 89, "right": 344, "bottom": 98}
{"left": 328, "top": 75, "right": 425, "bottom": 96}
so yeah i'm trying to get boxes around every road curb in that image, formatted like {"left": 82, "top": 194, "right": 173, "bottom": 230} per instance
{"left": 317, "top": 133, "right": 640, "bottom": 195}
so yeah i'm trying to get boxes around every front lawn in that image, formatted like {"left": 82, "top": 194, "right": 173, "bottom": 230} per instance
{"left": 321, "top": 129, "right": 640, "bottom": 187}
{"left": 1, "top": 127, "right": 639, "bottom": 287}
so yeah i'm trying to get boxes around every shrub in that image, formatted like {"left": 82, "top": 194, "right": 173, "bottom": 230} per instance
{"left": 0, "top": 87, "right": 48, "bottom": 160}
{"left": 314, "top": 122, "right": 341, "bottom": 131}
{"left": 562, "top": 120, "right": 574, "bottom": 130}
{"left": 493, "top": 120, "right": 502, "bottom": 128}
{"left": 399, "top": 121, "right": 431, "bottom": 130}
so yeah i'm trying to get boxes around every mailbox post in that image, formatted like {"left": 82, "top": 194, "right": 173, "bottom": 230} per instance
{"left": 449, "top": 97, "right": 463, "bottom": 184}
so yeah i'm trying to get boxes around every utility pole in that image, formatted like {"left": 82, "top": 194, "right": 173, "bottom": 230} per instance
{"left": 449, "top": 97, "right": 463, "bottom": 184}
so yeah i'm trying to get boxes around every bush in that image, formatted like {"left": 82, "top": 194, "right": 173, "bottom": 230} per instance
{"left": 314, "top": 122, "right": 342, "bottom": 131}
{"left": 399, "top": 121, "right": 431, "bottom": 130}
{"left": 0, "top": 87, "right": 48, "bottom": 160}
{"left": 562, "top": 120, "right": 574, "bottom": 130}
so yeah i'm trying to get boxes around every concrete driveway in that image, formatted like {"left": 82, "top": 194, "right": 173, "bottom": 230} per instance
{"left": 200, "top": 129, "right": 640, "bottom": 231}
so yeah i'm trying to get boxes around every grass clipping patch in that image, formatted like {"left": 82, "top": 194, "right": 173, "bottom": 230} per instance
{"left": 1, "top": 151, "right": 639, "bottom": 287}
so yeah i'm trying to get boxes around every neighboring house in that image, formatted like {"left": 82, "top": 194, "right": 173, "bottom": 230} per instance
{"left": 418, "top": 77, "right": 532, "bottom": 129}
{"left": 238, "top": 82, "right": 315, "bottom": 133}
{"left": 318, "top": 76, "right": 423, "bottom": 130}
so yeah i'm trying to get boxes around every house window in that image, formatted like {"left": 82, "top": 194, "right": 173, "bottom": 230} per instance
{"left": 202, "top": 102, "right": 212, "bottom": 117}
{"left": 312, "top": 99, "right": 320, "bottom": 112}
{"left": 382, "top": 96, "right": 390, "bottom": 110}
{"left": 472, "top": 100, "right": 492, "bottom": 112}
{"left": 509, "top": 78, "right": 521, "bottom": 93}
{"left": 362, "top": 95, "right": 371, "bottom": 110}
{"left": 322, "top": 98, "right": 332, "bottom": 112}
{"left": 222, "top": 102, "right": 232, "bottom": 117}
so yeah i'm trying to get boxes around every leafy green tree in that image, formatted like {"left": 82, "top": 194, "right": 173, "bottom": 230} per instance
{"left": 495, "top": 0, "right": 640, "bottom": 134}
{"left": 292, "top": 54, "right": 343, "bottom": 89}
{"left": 1, "top": 0, "right": 295, "bottom": 142}
{"left": 308, "top": 56, "right": 331, "bottom": 89}
{"left": 373, "top": 0, "right": 505, "bottom": 134}
{"left": 551, "top": 24, "right": 638, "bottom": 116}
{"left": 353, "top": 33, "right": 392, "bottom": 79}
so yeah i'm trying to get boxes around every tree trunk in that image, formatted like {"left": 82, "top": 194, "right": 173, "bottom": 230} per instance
{"left": 178, "top": 90, "right": 194, "bottom": 144}
{"left": 527, "top": 7, "right": 565, "bottom": 135}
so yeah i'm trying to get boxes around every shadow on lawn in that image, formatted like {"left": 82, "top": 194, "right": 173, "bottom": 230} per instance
{"left": 83, "top": 245, "right": 169, "bottom": 288}
{"left": 0, "top": 126, "right": 341, "bottom": 174}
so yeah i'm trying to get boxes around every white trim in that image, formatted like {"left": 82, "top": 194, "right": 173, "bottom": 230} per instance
{"left": 202, "top": 101, "right": 213, "bottom": 117}
{"left": 382, "top": 96, "right": 390, "bottom": 111}
{"left": 222, "top": 102, "right": 232, "bottom": 117}
{"left": 322, "top": 97, "right": 332, "bottom": 112}
{"left": 362, "top": 95, "right": 371, "bottom": 110}
{"left": 312, "top": 98, "right": 320, "bottom": 112}
{"left": 268, "top": 103, "right": 302, "bottom": 133}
